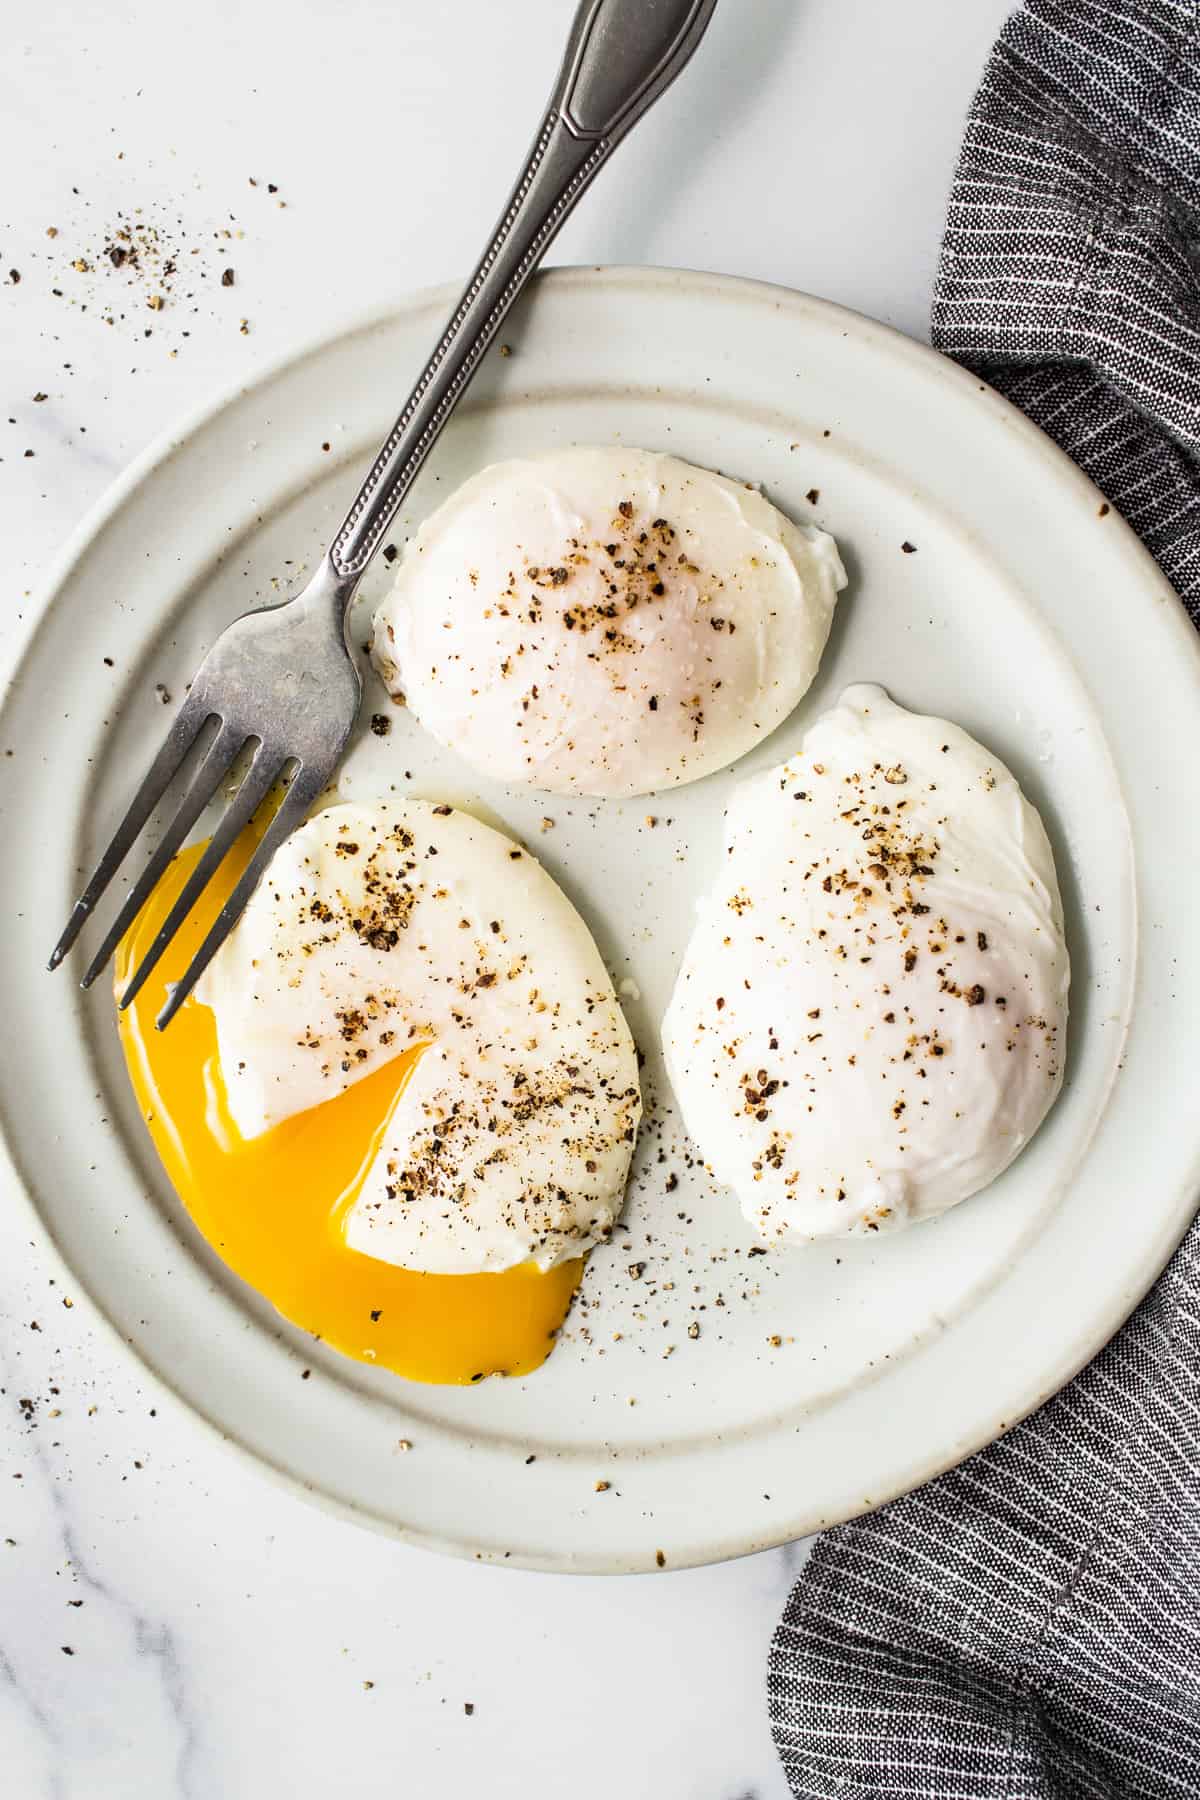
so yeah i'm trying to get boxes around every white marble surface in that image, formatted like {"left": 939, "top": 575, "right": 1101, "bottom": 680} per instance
{"left": 0, "top": 2, "right": 1012, "bottom": 1794}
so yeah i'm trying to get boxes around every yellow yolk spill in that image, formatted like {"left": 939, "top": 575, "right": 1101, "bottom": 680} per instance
{"left": 114, "top": 828, "right": 581, "bottom": 1385}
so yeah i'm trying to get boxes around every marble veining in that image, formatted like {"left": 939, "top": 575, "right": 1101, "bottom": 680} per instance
{"left": 1, "top": 1309, "right": 214, "bottom": 1799}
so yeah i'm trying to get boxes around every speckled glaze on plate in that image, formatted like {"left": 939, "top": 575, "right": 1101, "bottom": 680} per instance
{"left": 2, "top": 268, "right": 1198, "bottom": 1573}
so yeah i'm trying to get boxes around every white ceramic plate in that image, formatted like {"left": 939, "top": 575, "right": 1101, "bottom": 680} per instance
{"left": 3, "top": 269, "right": 1199, "bottom": 1573}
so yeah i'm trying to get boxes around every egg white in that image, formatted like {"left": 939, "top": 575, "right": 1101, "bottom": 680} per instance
{"left": 662, "top": 685, "right": 1070, "bottom": 1242}
{"left": 196, "top": 800, "right": 642, "bottom": 1274}
{"left": 370, "top": 447, "right": 845, "bottom": 798}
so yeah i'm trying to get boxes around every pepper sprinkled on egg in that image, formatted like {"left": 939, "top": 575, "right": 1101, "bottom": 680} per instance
{"left": 662, "top": 684, "right": 1069, "bottom": 1242}
{"left": 370, "top": 447, "right": 846, "bottom": 797}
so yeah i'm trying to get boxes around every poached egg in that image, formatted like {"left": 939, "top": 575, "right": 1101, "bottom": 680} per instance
{"left": 662, "top": 685, "right": 1069, "bottom": 1242}
{"left": 116, "top": 800, "right": 641, "bottom": 1383}
{"left": 371, "top": 447, "right": 845, "bottom": 797}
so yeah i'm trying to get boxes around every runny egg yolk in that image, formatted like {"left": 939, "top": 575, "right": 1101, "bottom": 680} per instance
{"left": 114, "top": 828, "right": 581, "bottom": 1385}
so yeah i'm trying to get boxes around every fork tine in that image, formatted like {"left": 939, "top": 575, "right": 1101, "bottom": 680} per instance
{"left": 48, "top": 695, "right": 213, "bottom": 972}
{"left": 78, "top": 723, "right": 247, "bottom": 991}
{"left": 155, "top": 767, "right": 325, "bottom": 1031}
{"left": 117, "top": 742, "right": 286, "bottom": 1014}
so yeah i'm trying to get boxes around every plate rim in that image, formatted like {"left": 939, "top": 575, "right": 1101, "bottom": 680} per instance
{"left": 4, "top": 263, "right": 1200, "bottom": 1573}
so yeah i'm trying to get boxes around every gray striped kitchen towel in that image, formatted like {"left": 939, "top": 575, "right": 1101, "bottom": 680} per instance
{"left": 767, "top": 4, "right": 1200, "bottom": 1795}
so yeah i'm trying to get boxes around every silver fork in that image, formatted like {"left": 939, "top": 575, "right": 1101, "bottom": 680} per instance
{"left": 49, "top": 0, "right": 718, "bottom": 1029}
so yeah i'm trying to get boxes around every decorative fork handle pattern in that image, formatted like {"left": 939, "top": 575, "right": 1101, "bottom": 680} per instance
{"left": 328, "top": 0, "right": 718, "bottom": 587}
{"left": 329, "top": 118, "right": 606, "bottom": 580}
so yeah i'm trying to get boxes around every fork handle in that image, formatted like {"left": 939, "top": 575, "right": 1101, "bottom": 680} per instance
{"left": 327, "top": 0, "right": 717, "bottom": 587}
